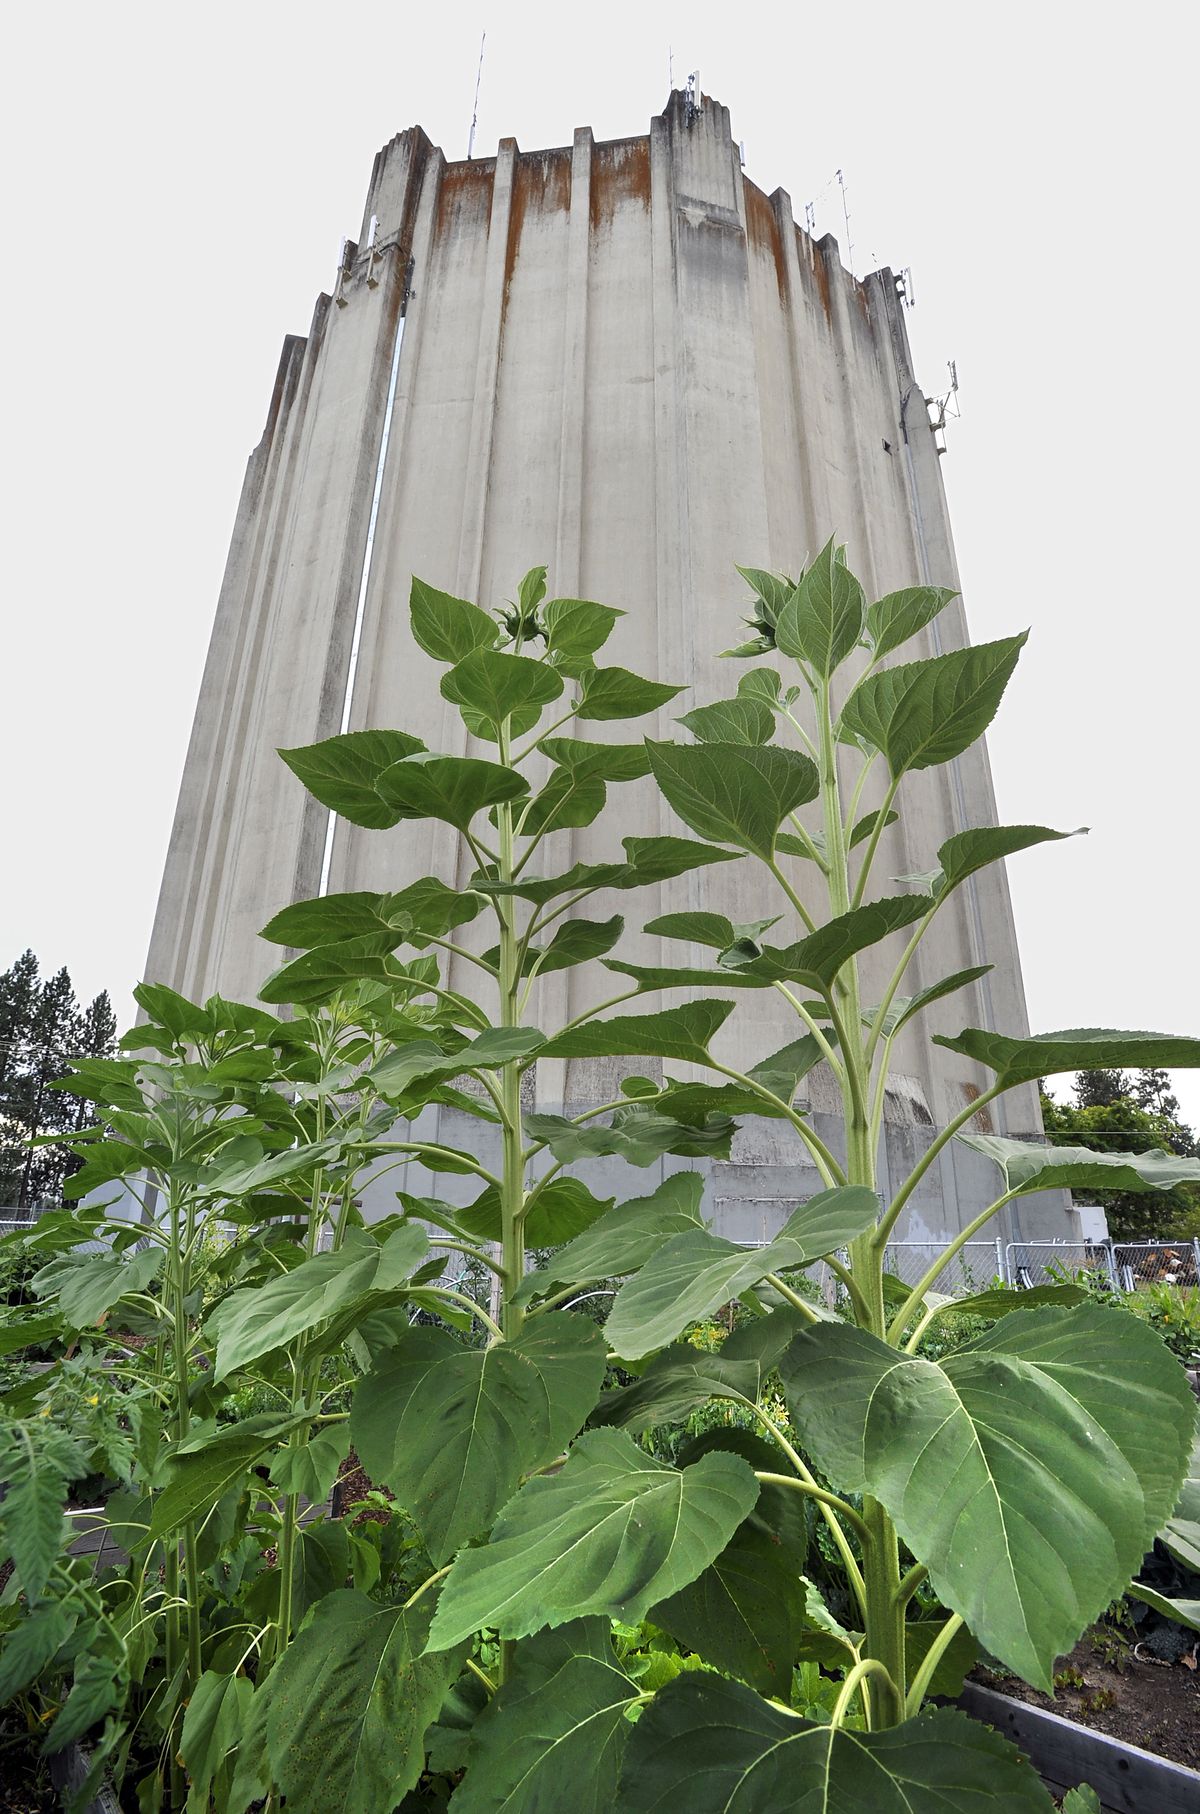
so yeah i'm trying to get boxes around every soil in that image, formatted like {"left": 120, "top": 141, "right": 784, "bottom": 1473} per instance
{"left": 0, "top": 1720, "right": 57, "bottom": 1814}
{"left": 973, "top": 1629, "right": 1200, "bottom": 1770}
{"left": 332, "top": 1449, "right": 394, "bottom": 1524}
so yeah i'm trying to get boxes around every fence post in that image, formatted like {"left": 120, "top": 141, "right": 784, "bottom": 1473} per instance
{"left": 995, "top": 1237, "right": 1006, "bottom": 1284}
{"left": 1193, "top": 1238, "right": 1200, "bottom": 1287}
{"left": 1102, "top": 1243, "right": 1119, "bottom": 1292}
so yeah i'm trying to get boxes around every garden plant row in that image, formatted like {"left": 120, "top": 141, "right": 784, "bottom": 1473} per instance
{"left": 2, "top": 548, "right": 1198, "bottom": 1812}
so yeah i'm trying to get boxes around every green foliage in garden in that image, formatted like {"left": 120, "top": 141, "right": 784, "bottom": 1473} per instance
{"left": 1, "top": 552, "right": 1196, "bottom": 1811}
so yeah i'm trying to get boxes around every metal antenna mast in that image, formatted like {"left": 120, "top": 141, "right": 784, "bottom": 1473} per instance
{"left": 836, "top": 168, "right": 855, "bottom": 276}
{"left": 467, "top": 30, "right": 486, "bottom": 159}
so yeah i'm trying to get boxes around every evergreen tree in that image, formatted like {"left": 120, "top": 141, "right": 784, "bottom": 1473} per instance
{"left": 0, "top": 952, "right": 117, "bottom": 1210}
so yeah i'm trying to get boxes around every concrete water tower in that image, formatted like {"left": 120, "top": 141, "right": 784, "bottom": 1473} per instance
{"left": 147, "top": 90, "right": 1072, "bottom": 1246}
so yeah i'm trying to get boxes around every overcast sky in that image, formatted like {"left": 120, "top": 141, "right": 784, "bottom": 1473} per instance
{"left": 3, "top": 3, "right": 1196, "bottom": 1115}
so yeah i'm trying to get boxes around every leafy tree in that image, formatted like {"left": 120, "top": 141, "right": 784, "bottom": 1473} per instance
{"left": 0, "top": 951, "right": 117, "bottom": 1209}
{"left": 1041, "top": 1073, "right": 1200, "bottom": 1239}
{"left": 1073, "top": 1067, "right": 1130, "bottom": 1108}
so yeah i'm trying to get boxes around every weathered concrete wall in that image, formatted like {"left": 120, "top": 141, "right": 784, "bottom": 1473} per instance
{"left": 146, "top": 91, "right": 1074, "bottom": 1243}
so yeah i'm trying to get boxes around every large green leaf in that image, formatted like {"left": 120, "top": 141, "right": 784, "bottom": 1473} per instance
{"left": 34, "top": 1245, "right": 162, "bottom": 1329}
{"left": 543, "top": 598, "right": 624, "bottom": 673}
{"left": 350, "top": 1314, "right": 608, "bottom": 1564}
{"left": 929, "top": 824, "right": 1084, "bottom": 897}
{"left": 961, "top": 1133, "right": 1200, "bottom": 1197}
{"left": 933, "top": 1026, "right": 1200, "bottom": 1087}
{"left": 1162, "top": 1434, "right": 1200, "bottom": 1572}
{"left": 198, "top": 1135, "right": 342, "bottom": 1195}
{"left": 260, "top": 877, "right": 479, "bottom": 950}
{"left": 644, "top": 1051, "right": 821, "bottom": 1126}
{"left": 722, "top": 896, "right": 929, "bottom": 992}
{"left": 458, "top": 1176, "right": 614, "bottom": 1248}
{"left": 513, "top": 1173, "right": 705, "bottom": 1304}
{"left": 734, "top": 564, "right": 793, "bottom": 624}
{"left": 838, "top": 635, "right": 1027, "bottom": 778}
{"left": 367, "top": 1027, "right": 544, "bottom": 1101}
{"left": 645, "top": 911, "right": 779, "bottom": 951}
{"left": 410, "top": 576, "right": 499, "bottom": 664}
{"left": 774, "top": 539, "right": 865, "bottom": 676}
{"left": 866, "top": 584, "right": 958, "bottom": 660}
{"left": 151, "top": 1414, "right": 306, "bottom": 1536}
{"left": 206, "top": 1225, "right": 429, "bottom": 1381}
{"left": 426, "top": 1431, "right": 759, "bottom": 1649}
{"left": 279, "top": 730, "right": 426, "bottom": 828}
{"left": 779, "top": 1304, "right": 1197, "bottom": 1687}
{"left": 538, "top": 737, "right": 651, "bottom": 780}
{"left": 677, "top": 696, "right": 775, "bottom": 746}
{"left": 592, "top": 1346, "right": 765, "bottom": 1432}
{"left": 522, "top": 1106, "right": 734, "bottom": 1168}
{"left": 376, "top": 754, "right": 529, "bottom": 830}
{"left": 618, "top": 1677, "right": 1049, "bottom": 1812}
{"left": 576, "top": 667, "right": 684, "bottom": 721}
{"left": 132, "top": 980, "right": 210, "bottom": 1039}
{"left": 848, "top": 805, "right": 899, "bottom": 850}
{"left": 453, "top": 1620, "right": 637, "bottom": 1812}
{"left": 259, "top": 1590, "right": 465, "bottom": 1814}
{"left": 603, "top": 960, "right": 772, "bottom": 993}
{"left": 269, "top": 1425, "right": 352, "bottom": 1503}
{"left": 180, "top": 1669, "right": 253, "bottom": 1814}
{"left": 523, "top": 915, "right": 624, "bottom": 977}
{"left": 1124, "top": 1581, "right": 1200, "bottom": 1635}
{"left": 647, "top": 741, "right": 819, "bottom": 860}
{"left": 871, "top": 966, "right": 993, "bottom": 1040}
{"left": 442, "top": 648, "right": 563, "bottom": 739}
{"left": 619, "top": 836, "right": 742, "bottom": 885}
{"left": 258, "top": 935, "right": 406, "bottom": 1006}
{"left": 652, "top": 1522, "right": 810, "bottom": 1693}
{"left": 472, "top": 836, "right": 737, "bottom": 906}
{"left": 677, "top": 1427, "right": 810, "bottom": 1568}
{"left": 934, "top": 1283, "right": 1087, "bottom": 1320}
{"left": 606, "top": 1188, "right": 877, "bottom": 1360}
{"left": 542, "top": 1000, "right": 736, "bottom": 1064}
{"left": 521, "top": 766, "right": 607, "bottom": 836}
{"left": 50, "top": 1056, "right": 146, "bottom": 1114}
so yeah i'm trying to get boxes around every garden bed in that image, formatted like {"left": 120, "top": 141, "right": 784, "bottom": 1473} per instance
{"left": 959, "top": 1679, "right": 1200, "bottom": 1813}
{"left": 972, "top": 1630, "right": 1200, "bottom": 1769}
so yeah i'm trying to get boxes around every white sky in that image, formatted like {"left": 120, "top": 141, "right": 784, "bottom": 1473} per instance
{"left": 3, "top": 2, "right": 1196, "bottom": 1117}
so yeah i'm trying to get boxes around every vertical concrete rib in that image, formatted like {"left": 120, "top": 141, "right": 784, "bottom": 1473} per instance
{"left": 538, "top": 128, "right": 594, "bottom": 1104}
{"left": 456, "top": 139, "right": 518, "bottom": 604}
{"left": 180, "top": 319, "right": 324, "bottom": 997}
{"left": 146, "top": 333, "right": 304, "bottom": 992}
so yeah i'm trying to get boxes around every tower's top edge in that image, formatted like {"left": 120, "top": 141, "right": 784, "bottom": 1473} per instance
{"left": 367, "top": 89, "right": 885, "bottom": 291}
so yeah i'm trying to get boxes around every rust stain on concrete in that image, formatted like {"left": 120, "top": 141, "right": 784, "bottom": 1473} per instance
{"left": 745, "top": 182, "right": 786, "bottom": 302}
{"left": 590, "top": 137, "right": 651, "bottom": 231}
{"left": 435, "top": 160, "right": 495, "bottom": 240}
{"left": 961, "top": 1082, "right": 995, "bottom": 1133}
{"left": 501, "top": 149, "right": 572, "bottom": 314}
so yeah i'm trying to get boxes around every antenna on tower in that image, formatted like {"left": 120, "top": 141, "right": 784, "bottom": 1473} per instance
{"left": 927, "top": 360, "right": 960, "bottom": 454}
{"left": 836, "top": 169, "right": 855, "bottom": 276}
{"left": 685, "top": 71, "right": 702, "bottom": 123}
{"left": 467, "top": 30, "right": 486, "bottom": 160}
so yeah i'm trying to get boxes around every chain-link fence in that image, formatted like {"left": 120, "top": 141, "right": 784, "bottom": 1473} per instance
{"left": 882, "top": 1239, "right": 1006, "bottom": 1297}
{"left": 1110, "top": 1241, "right": 1200, "bottom": 1291}
{"left": 1004, "top": 1241, "right": 1115, "bottom": 1290}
